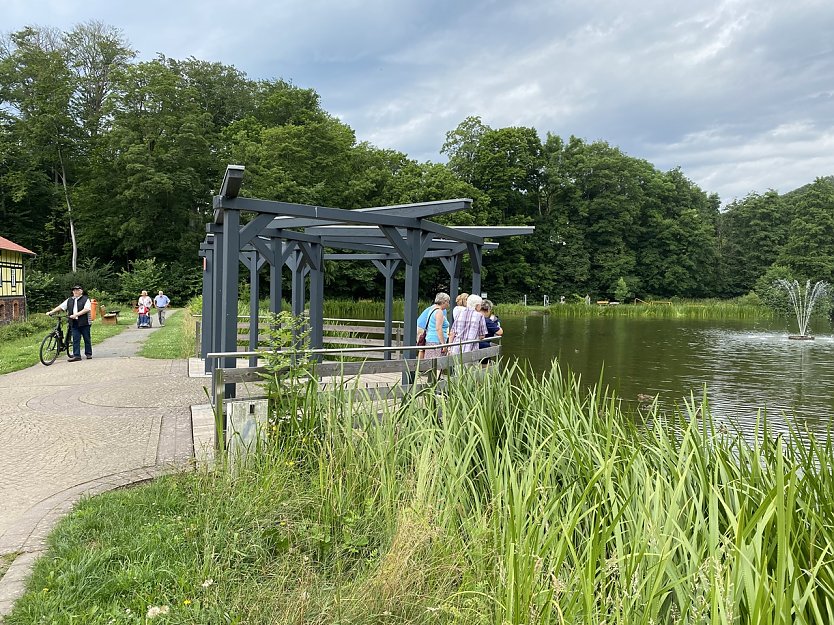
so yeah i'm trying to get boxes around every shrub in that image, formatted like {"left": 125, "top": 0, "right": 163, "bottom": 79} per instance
{"left": 118, "top": 258, "right": 166, "bottom": 304}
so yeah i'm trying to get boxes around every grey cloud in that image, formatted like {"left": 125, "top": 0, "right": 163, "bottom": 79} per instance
{"left": 4, "top": 0, "right": 834, "bottom": 202}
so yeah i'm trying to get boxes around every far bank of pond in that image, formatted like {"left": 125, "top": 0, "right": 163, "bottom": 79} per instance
{"left": 499, "top": 314, "right": 834, "bottom": 435}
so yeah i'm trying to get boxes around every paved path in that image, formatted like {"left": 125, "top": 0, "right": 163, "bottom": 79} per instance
{"left": 0, "top": 310, "right": 208, "bottom": 616}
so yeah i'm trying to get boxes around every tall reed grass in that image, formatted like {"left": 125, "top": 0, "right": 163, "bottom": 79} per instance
{"left": 501, "top": 300, "right": 775, "bottom": 320}
{"left": 281, "top": 364, "right": 834, "bottom": 623}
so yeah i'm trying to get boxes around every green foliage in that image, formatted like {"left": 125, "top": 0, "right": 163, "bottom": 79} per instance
{"left": 0, "top": 314, "right": 54, "bottom": 341}
{"left": 613, "top": 276, "right": 631, "bottom": 301}
{"left": 23, "top": 268, "right": 58, "bottom": 313}
{"left": 258, "top": 311, "right": 318, "bottom": 439}
{"left": 117, "top": 258, "right": 166, "bottom": 303}
{"left": 753, "top": 264, "right": 796, "bottom": 316}
{"left": 50, "top": 258, "right": 118, "bottom": 300}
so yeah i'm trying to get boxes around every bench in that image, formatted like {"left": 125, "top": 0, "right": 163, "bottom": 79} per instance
{"left": 101, "top": 309, "right": 121, "bottom": 325}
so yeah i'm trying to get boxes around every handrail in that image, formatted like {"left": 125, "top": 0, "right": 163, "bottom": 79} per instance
{"left": 193, "top": 313, "right": 406, "bottom": 326}
{"left": 207, "top": 335, "right": 500, "bottom": 360}
{"left": 209, "top": 336, "right": 502, "bottom": 452}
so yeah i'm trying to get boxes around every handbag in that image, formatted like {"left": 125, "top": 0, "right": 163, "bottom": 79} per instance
{"left": 417, "top": 306, "right": 436, "bottom": 346}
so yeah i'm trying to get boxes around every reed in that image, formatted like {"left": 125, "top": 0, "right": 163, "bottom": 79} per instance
{"left": 9, "top": 362, "right": 834, "bottom": 624}
{"left": 519, "top": 300, "right": 774, "bottom": 319}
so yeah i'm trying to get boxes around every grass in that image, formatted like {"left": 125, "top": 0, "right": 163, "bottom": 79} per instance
{"left": 0, "top": 314, "right": 128, "bottom": 375}
{"left": 499, "top": 299, "right": 776, "bottom": 319}
{"left": 137, "top": 309, "right": 197, "bottom": 359}
{"left": 191, "top": 295, "right": 776, "bottom": 323}
{"left": 6, "top": 363, "right": 834, "bottom": 624}
{"left": 0, "top": 552, "right": 18, "bottom": 581}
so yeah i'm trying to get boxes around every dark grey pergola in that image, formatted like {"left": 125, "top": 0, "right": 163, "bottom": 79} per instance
{"left": 200, "top": 165, "right": 534, "bottom": 382}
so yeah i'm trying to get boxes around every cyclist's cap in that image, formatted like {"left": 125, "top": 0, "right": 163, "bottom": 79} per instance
{"left": 71, "top": 285, "right": 82, "bottom": 290}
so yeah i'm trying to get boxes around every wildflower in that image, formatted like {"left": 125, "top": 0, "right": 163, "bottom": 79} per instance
{"left": 201, "top": 578, "right": 214, "bottom": 588}
{"left": 41, "top": 587, "right": 49, "bottom": 593}
{"left": 146, "top": 605, "right": 170, "bottom": 618}
{"left": 183, "top": 598, "right": 192, "bottom": 606}
{"left": 426, "top": 606, "right": 441, "bottom": 612}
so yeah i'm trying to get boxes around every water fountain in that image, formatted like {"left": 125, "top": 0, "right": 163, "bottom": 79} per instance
{"left": 775, "top": 279, "right": 829, "bottom": 340}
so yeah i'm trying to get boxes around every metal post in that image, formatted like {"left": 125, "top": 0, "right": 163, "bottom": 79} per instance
{"left": 290, "top": 247, "right": 305, "bottom": 318}
{"left": 208, "top": 227, "right": 224, "bottom": 375}
{"left": 199, "top": 239, "right": 214, "bottom": 372}
{"left": 403, "top": 228, "right": 422, "bottom": 384}
{"left": 220, "top": 208, "right": 240, "bottom": 398}
{"left": 269, "top": 240, "right": 282, "bottom": 314}
{"left": 373, "top": 258, "right": 399, "bottom": 360}
{"left": 308, "top": 243, "right": 324, "bottom": 351}
{"left": 248, "top": 251, "right": 259, "bottom": 368}
{"left": 468, "top": 243, "right": 482, "bottom": 297}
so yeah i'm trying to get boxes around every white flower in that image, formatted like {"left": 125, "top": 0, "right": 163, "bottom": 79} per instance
{"left": 146, "top": 605, "right": 170, "bottom": 618}
{"left": 201, "top": 578, "right": 214, "bottom": 588}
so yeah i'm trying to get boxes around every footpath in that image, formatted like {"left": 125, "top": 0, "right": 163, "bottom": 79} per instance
{"left": 0, "top": 310, "right": 209, "bottom": 617}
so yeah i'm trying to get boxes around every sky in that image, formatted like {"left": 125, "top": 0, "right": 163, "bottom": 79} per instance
{"left": 4, "top": 0, "right": 834, "bottom": 205}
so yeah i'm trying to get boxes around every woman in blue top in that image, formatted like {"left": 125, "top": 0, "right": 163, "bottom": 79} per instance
{"left": 416, "top": 292, "right": 450, "bottom": 359}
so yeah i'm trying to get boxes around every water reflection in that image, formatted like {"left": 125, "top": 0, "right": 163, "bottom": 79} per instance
{"left": 499, "top": 315, "right": 834, "bottom": 437}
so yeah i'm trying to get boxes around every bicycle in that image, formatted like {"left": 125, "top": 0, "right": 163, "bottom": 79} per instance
{"left": 40, "top": 314, "right": 71, "bottom": 366}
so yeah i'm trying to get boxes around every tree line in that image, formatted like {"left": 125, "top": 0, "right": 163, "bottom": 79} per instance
{"left": 2, "top": 22, "right": 832, "bottom": 306}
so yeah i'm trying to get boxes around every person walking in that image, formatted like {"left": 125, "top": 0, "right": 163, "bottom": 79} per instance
{"left": 137, "top": 290, "right": 153, "bottom": 328}
{"left": 153, "top": 290, "right": 170, "bottom": 326}
{"left": 47, "top": 285, "right": 93, "bottom": 361}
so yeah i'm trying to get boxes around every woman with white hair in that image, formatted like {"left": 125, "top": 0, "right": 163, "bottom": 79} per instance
{"left": 416, "top": 292, "right": 450, "bottom": 360}
{"left": 447, "top": 293, "right": 487, "bottom": 355}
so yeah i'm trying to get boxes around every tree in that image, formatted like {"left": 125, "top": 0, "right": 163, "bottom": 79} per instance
{"left": 779, "top": 178, "right": 834, "bottom": 282}
{"left": 441, "top": 116, "right": 490, "bottom": 184}
{"left": 718, "top": 190, "right": 787, "bottom": 296}
{"left": 0, "top": 27, "right": 80, "bottom": 270}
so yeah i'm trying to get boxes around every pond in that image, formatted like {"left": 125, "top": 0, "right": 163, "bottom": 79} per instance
{"left": 498, "top": 314, "right": 834, "bottom": 437}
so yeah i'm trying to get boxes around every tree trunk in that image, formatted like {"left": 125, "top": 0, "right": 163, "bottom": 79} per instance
{"left": 57, "top": 147, "right": 78, "bottom": 272}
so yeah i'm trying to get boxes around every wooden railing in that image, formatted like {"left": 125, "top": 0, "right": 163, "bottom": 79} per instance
{"left": 207, "top": 337, "right": 501, "bottom": 451}
{"left": 196, "top": 316, "right": 405, "bottom": 359}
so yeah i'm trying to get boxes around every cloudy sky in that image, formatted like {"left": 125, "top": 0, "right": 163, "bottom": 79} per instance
{"left": 4, "top": 0, "right": 834, "bottom": 204}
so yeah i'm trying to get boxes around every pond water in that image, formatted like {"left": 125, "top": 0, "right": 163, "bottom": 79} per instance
{"left": 498, "top": 314, "right": 834, "bottom": 437}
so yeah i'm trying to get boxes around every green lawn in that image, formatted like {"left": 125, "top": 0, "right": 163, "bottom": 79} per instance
{"left": 137, "top": 309, "right": 197, "bottom": 359}
{"left": 0, "top": 316, "right": 128, "bottom": 375}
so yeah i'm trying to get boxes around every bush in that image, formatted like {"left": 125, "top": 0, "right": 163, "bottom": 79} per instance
{"left": 754, "top": 264, "right": 795, "bottom": 316}
{"left": 118, "top": 258, "right": 166, "bottom": 304}
{"left": 0, "top": 314, "right": 54, "bottom": 341}
{"left": 165, "top": 261, "right": 203, "bottom": 304}
{"left": 53, "top": 258, "right": 118, "bottom": 299}
{"left": 24, "top": 269, "right": 58, "bottom": 313}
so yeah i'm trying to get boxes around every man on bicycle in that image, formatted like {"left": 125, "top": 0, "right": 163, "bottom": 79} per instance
{"left": 154, "top": 290, "right": 170, "bottom": 326}
{"left": 47, "top": 285, "right": 92, "bottom": 361}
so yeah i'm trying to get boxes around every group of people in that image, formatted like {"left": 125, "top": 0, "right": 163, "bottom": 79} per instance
{"left": 46, "top": 286, "right": 170, "bottom": 362}
{"left": 137, "top": 290, "right": 170, "bottom": 328}
{"left": 416, "top": 291, "right": 503, "bottom": 363}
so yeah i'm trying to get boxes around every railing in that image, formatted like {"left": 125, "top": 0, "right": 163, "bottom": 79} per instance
{"left": 207, "top": 336, "right": 501, "bottom": 451}
{"left": 194, "top": 315, "right": 406, "bottom": 359}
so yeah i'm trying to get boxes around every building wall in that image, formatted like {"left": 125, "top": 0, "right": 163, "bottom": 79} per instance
{"left": 0, "top": 296, "right": 26, "bottom": 324}
{"left": 0, "top": 249, "right": 25, "bottom": 297}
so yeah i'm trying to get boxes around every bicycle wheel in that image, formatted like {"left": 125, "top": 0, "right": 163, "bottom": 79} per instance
{"left": 40, "top": 333, "right": 60, "bottom": 366}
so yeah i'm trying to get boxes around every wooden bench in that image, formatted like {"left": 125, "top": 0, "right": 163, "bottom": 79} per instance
{"left": 101, "top": 309, "right": 121, "bottom": 325}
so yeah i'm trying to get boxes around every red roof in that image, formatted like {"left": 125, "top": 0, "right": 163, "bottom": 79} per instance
{"left": 0, "top": 236, "right": 36, "bottom": 255}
